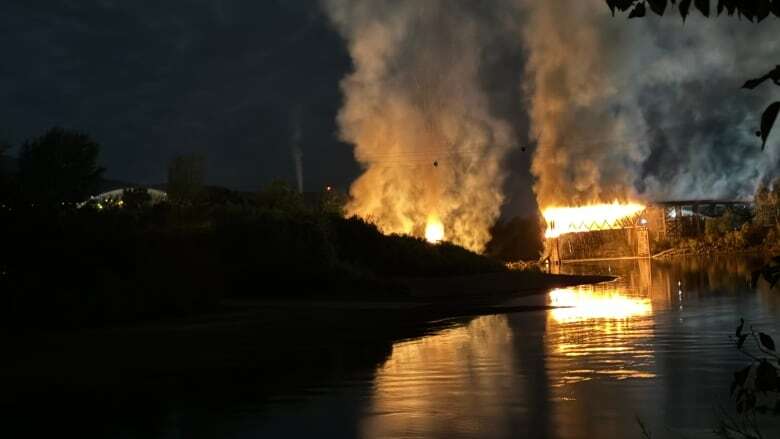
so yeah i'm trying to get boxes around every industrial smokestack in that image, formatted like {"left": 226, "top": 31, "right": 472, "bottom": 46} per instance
{"left": 291, "top": 120, "right": 303, "bottom": 194}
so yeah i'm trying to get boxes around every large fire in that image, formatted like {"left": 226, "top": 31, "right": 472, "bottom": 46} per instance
{"left": 424, "top": 217, "right": 445, "bottom": 244}
{"left": 542, "top": 202, "right": 645, "bottom": 238}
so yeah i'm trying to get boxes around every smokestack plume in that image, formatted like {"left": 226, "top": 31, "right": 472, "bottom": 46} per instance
{"left": 323, "top": 0, "right": 521, "bottom": 252}
{"left": 292, "top": 123, "right": 303, "bottom": 194}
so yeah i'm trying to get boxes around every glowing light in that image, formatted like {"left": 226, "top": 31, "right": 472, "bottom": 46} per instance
{"left": 549, "top": 287, "right": 652, "bottom": 322}
{"left": 424, "top": 217, "right": 444, "bottom": 244}
{"left": 542, "top": 201, "right": 645, "bottom": 238}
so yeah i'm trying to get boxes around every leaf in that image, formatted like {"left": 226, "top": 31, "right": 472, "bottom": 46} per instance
{"left": 755, "top": 360, "right": 778, "bottom": 392}
{"left": 679, "top": 0, "right": 692, "bottom": 20}
{"left": 629, "top": 2, "right": 647, "bottom": 17}
{"left": 648, "top": 0, "right": 668, "bottom": 14}
{"left": 736, "top": 318, "right": 745, "bottom": 337}
{"left": 694, "top": 0, "right": 710, "bottom": 16}
{"left": 769, "top": 65, "right": 780, "bottom": 84}
{"left": 756, "top": 0, "right": 771, "bottom": 21}
{"left": 742, "top": 76, "right": 768, "bottom": 89}
{"left": 759, "top": 332, "right": 776, "bottom": 351}
{"left": 615, "top": 0, "right": 637, "bottom": 11}
{"left": 759, "top": 102, "right": 780, "bottom": 150}
{"left": 723, "top": 0, "right": 737, "bottom": 15}
{"left": 734, "top": 365, "right": 751, "bottom": 389}
{"left": 606, "top": 0, "right": 618, "bottom": 15}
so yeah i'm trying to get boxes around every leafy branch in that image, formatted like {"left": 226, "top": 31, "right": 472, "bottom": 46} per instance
{"left": 607, "top": 0, "right": 780, "bottom": 22}
{"left": 731, "top": 319, "right": 780, "bottom": 416}
{"left": 742, "top": 66, "right": 780, "bottom": 150}
{"left": 609, "top": 1, "right": 780, "bottom": 150}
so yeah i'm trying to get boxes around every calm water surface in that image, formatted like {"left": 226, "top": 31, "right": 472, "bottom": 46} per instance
{"left": 34, "top": 256, "right": 777, "bottom": 438}
{"left": 248, "top": 256, "right": 780, "bottom": 439}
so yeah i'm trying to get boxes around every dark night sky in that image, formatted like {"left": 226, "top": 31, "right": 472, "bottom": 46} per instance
{"left": 0, "top": 0, "right": 538, "bottom": 216}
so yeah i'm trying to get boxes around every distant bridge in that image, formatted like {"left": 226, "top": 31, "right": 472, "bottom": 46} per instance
{"left": 546, "top": 199, "right": 752, "bottom": 264}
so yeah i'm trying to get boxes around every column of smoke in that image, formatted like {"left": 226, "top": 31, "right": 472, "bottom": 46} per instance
{"left": 522, "top": 0, "right": 780, "bottom": 209}
{"left": 323, "top": 0, "right": 521, "bottom": 252}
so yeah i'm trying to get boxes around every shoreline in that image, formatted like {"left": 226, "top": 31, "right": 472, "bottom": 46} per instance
{"left": 0, "top": 270, "right": 610, "bottom": 432}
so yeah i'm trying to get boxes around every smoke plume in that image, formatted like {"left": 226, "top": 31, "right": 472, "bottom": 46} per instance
{"left": 522, "top": 0, "right": 780, "bottom": 208}
{"left": 291, "top": 121, "right": 303, "bottom": 194}
{"left": 322, "top": 0, "right": 522, "bottom": 252}
{"left": 325, "top": 0, "right": 780, "bottom": 251}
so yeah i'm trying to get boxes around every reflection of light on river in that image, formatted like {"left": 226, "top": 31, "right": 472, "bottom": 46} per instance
{"left": 549, "top": 288, "right": 652, "bottom": 322}
{"left": 361, "top": 315, "right": 518, "bottom": 438}
{"left": 546, "top": 283, "right": 656, "bottom": 383}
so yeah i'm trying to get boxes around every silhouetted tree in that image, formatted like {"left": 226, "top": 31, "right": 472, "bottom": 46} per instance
{"left": 256, "top": 180, "right": 306, "bottom": 213}
{"left": 320, "top": 186, "right": 347, "bottom": 216}
{"left": 18, "top": 127, "right": 104, "bottom": 207}
{"left": 122, "top": 187, "right": 152, "bottom": 210}
{"left": 485, "top": 216, "right": 544, "bottom": 262}
{"left": 0, "top": 138, "right": 16, "bottom": 205}
{"left": 167, "top": 154, "right": 205, "bottom": 204}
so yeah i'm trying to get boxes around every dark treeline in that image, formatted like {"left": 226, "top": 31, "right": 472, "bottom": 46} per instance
{"left": 652, "top": 179, "right": 780, "bottom": 255}
{"left": 0, "top": 128, "right": 508, "bottom": 329}
{"left": 486, "top": 215, "right": 544, "bottom": 262}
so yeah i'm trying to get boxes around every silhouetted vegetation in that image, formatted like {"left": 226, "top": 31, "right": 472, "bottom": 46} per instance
{"left": 609, "top": 0, "right": 780, "bottom": 22}
{"left": 485, "top": 215, "right": 544, "bottom": 262}
{"left": 650, "top": 181, "right": 780, "bottom": 256}
{"left": 167, "top": 154, "right": 205, "bottom": 204}
{"left": 0, "top": 138, "right": 16, "bottom": 205}
{"left": 18, "top": 127, "right": 104, "bottom": 208}
{"left": 0, "top": 129, "right": 507, "bottom": 329}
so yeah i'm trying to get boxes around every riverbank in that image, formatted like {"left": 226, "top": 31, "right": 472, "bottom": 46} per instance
{"left": 652, "top": 246, "right": 770, "bottom": 259}
{"left": 0, "top": 270, "right": 608, "bottom": 436}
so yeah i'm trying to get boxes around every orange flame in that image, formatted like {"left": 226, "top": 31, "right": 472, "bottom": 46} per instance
{"left": 542, "top": 201, "right": 645, "bottom": 238}
{"left": 424, "top": 217, "right": 445, "bottom": 244}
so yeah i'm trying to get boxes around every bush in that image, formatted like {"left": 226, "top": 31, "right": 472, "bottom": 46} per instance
{"left": 1, "top": 187, "right": 508, "bottom": 328}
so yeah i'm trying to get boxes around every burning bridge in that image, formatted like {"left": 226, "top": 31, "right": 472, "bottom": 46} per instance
{"left": 544, "top": 199, "right": 753, "bottom": 264}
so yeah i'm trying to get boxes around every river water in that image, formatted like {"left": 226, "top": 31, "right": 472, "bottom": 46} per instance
{"left": 16, "top": 256, "right": 779, "bottom": 438}
{"left": 249, "top": 256, "right": 780, "bottom": 439}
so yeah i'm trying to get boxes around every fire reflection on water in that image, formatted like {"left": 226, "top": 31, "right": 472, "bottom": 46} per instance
{"left": 549, "top": 287, "right": 652, "bottom": 322}
{"left": 545, "top": 282, "right": 657, "bottom": 383}
{"left": 362, "top": 260, "right": 676, "bottom": 437}
{"left": 361, "top": 315, "right": 518, "bottom": 438}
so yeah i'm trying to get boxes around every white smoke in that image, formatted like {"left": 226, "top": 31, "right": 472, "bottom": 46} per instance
{"left": 324, "top": 0, "right": 780, "bottom": 250}
{"left": 522, "top": 1, "right": 780, "bottom": 207}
